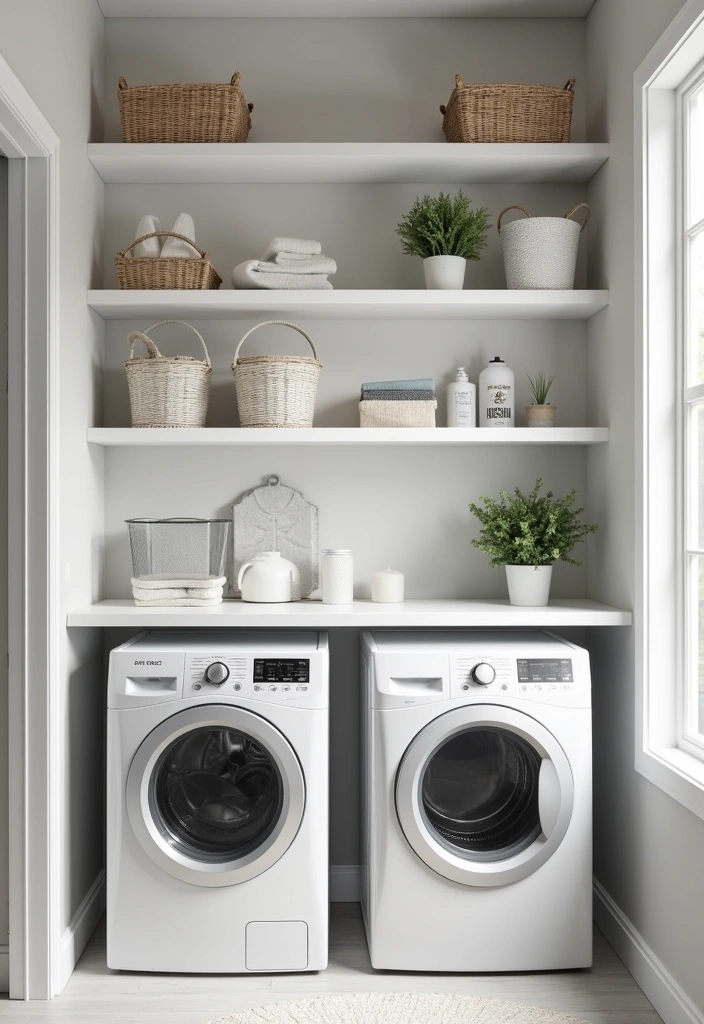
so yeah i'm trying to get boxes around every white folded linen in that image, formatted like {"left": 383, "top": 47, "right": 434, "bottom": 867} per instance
{"left": 261, "top": 237, "right": 322, "bottom": 262}
{"left": 232, "top": 260, "right": 333, "bottom": 290}
{"left": 134, "top": 597, "right": 223, "bottom": 607}
{"left": 272, "top": 252, "right": 317, "bottom": 264}
{"left": 132, "top": 574, "right": 227, "bottom": 589}
{"left": 132, "top": 586, "right": 224, "bottom": 602}
{"left": 161, "top": 212, "right": 200, "bottom": 258}
{"left": 251, "top": 256, "right": 337, "bottom": 276}
{"left": 132, "top": 214, "right": 162, "bottom": 258}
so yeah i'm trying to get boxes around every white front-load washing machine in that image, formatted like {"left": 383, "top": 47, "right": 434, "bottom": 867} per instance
{"left": 361, "top": 629, "right": 592, "bottom": 972}
{"left": 107, "top": 630, "right": 328, "bottom": 974}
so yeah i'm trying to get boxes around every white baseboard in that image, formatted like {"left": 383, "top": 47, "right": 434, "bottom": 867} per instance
{"left": 594, "top": 879, "right": 703, "bottom": 1024}
{"left": 330, "top": 865, "right": 361, "bottom": 902}
{"left": 0, "top": 944, "right": 8, "bottom": 993}
{"left": 56, "top": 870, "right": 105, "bottom": 996}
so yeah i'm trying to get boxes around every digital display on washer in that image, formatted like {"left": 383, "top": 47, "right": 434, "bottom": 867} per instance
{"left": 517, "top": 658, "right": 574, "bottom": 683}
{"left": 253, "top": 659, "right": 310, "bottom": 683}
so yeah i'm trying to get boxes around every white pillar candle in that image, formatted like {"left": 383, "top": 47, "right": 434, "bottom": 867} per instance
{"left": 371, "top": 568, "right": 405, "bottom": 603}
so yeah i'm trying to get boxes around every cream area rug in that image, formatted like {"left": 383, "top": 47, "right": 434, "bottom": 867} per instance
{"left": 207, "top": 993, "right": 590, "bottom": 1024}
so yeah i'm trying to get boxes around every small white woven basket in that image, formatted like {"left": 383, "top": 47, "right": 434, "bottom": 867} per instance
{"left": 498, "top": 203, "right": 590, "bottom": 290}
{"left": 125, "top": 319, "right": 211, "bottom": 428}
{"left": 232, "top": 320, "right": 322, "bottom": 428}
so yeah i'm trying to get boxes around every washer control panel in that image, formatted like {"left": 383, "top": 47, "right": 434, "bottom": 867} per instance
{"left": 451, "top": 654, "right": 582, "bottom": 702}
{"left": 184, "top": 653, "right": 322, "bottom": 705}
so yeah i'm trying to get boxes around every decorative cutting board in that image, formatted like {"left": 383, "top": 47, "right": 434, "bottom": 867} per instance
{"left": 228, "top": 475, "right": 319, "bottom": 599}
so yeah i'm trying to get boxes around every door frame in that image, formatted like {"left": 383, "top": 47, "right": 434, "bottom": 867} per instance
{"left": 0, "top": 55, "right": 59, "bottom": 999}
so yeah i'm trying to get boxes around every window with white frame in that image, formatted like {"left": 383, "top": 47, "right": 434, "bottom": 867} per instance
{"left": 682, "top": 69, "right": 704, "bottom": 760}
{"left": 637, "top": 1, "right": 704, "bottom": 821}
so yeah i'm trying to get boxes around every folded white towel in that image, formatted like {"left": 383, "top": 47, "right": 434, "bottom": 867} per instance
{"left": 133, "top": 586, "right": 224, "bottom": 602}
{"left": 261, "top": 237, "right": 322, "bottom": 262}
{"left": 132, "top": 214, "right": 162, "bottom": 258}
{"left": 251, "top": 256, "right": 336, "bottom": 276}
{"left": 273, "top": 252, "right": 317, "bottom": 264}
{"left": 134, "top": 597, "right": 223, "bottom": 607}
{"left": 132, "top": 574, "right": 227, "bottom": 589}
{"left": 161, "top": 212, "right": 199, "bottom": 259}
{"left": 232, "top": 260, "right": 333, "bottom": 290}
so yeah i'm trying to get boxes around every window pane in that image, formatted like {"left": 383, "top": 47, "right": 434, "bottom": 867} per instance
{"left": 691, "top": 556, "right": 704, "bottom": 739}
{"left": 688, "top": 84, "right": 704, "bottom": 227}
{"left": 695, "top": 404, "right": 704, "bottom": 548}
{"left": 688, "top": 231, "right": 704, "bottom": 383}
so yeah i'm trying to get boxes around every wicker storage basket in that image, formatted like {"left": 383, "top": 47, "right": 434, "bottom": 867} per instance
{"left": 498, "top": 203, "right": 590, "bottom": 290}
{"left": 359, "top": 400, "right": 437, "bottom": 428}
{"left": 125, "top": 320, "right": 212, "bottom": 428}
{"left": 440, "top": 74, "right": 575, "bottom": 143}
{"left": 233, "top": 320, "right": 322, "bottom": 428}
{"left": 115, "top": 231, "right": 222, "bottom": 290}
{"left": 118, "top": 72, "right": 253, "bottom": 143}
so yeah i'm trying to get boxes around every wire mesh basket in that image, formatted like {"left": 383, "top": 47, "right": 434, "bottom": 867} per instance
{"left": 126, "top": 518, "right": 231, "bottom": 581}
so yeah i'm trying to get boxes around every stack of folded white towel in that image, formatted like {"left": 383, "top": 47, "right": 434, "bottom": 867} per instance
{"left": 132, "top": 213, "right": 200, "bottom": 258}
{"left": 232, "top": 237, "right": 337, "bottom": 290}
{"left": 132, "top": 574, "right": 227, "bottom": 607}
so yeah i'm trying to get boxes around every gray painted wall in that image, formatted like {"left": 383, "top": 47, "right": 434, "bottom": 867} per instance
{"left": 585, "top": 0, "right": 704, "bottom": 1014}
{"left": 0, "top": 156, "right": 8, "bottom": 958}
{"left": 0, "top": 0, "right": 106, "bottom": 948}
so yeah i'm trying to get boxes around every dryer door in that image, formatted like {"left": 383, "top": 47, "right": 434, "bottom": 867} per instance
{"left": 395, "top": 705, "right": 574, "bottom": 887}
{"left": 126, "top": 704, "right": 305, "bottom": 887}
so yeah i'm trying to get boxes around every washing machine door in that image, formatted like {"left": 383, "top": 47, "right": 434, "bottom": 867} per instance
{"left": 126, "top": 704, "right": 305, "bottom": 887}
{"left": 395, "top": 704, "right": 574, "bottom": 887}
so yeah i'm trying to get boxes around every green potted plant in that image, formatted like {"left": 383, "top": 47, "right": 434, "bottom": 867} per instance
{"left": 396, "top": 189, "right": 490, "bottom": 290}
{"left": 526, "top": 371, "right": 556, "bottom": 427}
{"left": 469, "top": 479, "right": 598, "bottom": 606}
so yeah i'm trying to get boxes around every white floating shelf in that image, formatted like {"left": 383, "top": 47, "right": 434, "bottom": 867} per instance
{"left": 87, "top": 290, "right": 609, "bottom": 321}
{"left": 97, "top": 1, "right": 595, "bottom": 19}
{"left": 67, "top": 598, "right": 631, "bottom": 629}
{"left": 88, "top": 142, "right": 608, "bottom": 185}
{"left": 87, "top": 427, "right": 608, "bottom": 447}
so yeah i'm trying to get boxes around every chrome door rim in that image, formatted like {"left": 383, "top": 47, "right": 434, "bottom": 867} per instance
{"left": 127, "top": 704, "right": 305, "bottom": 887}
{"left": 395, "top": 704, "right": 574, "bottom": 888}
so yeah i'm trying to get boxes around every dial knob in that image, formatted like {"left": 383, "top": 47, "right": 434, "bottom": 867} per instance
{"left": 205, "top": 662, "right": 230, "bottom": 685}
{"left": 471, "top": 662, "right": 496, "bottom": 686}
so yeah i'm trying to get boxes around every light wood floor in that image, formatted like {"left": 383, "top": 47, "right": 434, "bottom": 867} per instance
{"left": 0, "top": 905, "right": 661, "bottom": 1024}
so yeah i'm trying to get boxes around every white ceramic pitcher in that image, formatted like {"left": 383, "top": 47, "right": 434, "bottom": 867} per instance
{"left": 237, "top": 551, "right": 301, "bottom": 603}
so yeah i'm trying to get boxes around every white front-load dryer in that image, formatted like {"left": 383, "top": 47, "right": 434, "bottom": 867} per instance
{"left": 361, "top": 629, "right": 592, "bottom": 972}
{"left": 107, "top": 630, "right": 328, "bottom": 974}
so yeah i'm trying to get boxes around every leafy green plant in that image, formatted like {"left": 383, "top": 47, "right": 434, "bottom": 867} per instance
{"left": 527, "top": 371, "right": 555, "bottom": 406}
{"left": 396, "top": 190, "right": 491, "bottom": 260}
{"left": 469, "top": 478, "right": 598, "bottom": 568}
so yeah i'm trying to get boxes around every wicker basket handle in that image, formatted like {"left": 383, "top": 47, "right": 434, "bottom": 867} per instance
{"left": 128, "top": 319, "right": 211, "bottom": 367}
{"left": 233, "top": 320, "right": 320, "bottom": 367}
{"left": 440, "top": 72, "right": 465, "bottom": 115}
{"left": 230, "top": 72, "right": 254, "bottom": 112}
{"left": 117, "top": 232, "right": 207, "bottom": 260}
{"left": 118, "top": 77, "right": 129, "bottom": 90}
{"left": 497, "top": 205, "right": 532, "bottom": 232}
{"left": 565, "top": 202, "right": 591, "bottom": 232}
{"left": 564, "top": 78, "right": 576, "bottom": 92}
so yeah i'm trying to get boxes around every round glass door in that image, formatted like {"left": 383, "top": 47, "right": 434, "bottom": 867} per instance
{"left": 396, "top": 705, "right": 574, "bottom": 888}
{"left": 127, "top": 705, "right": 305, "bottom": 887}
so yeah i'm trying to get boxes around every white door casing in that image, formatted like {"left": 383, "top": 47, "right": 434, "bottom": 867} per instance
{"left": 395, "top": 705, "right": 574, "bottom": 888}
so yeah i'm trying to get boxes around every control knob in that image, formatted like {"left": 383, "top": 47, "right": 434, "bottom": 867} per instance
{"left": 205, "top": 661, "right": 230, "bottom": 685}
{"left": 471, "top": 662, "right": 496, "bottom": 686}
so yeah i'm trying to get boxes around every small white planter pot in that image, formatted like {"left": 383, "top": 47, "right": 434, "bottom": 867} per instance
{"left": 505, "top": 564, "right": 553, "bottom": 607}
{"left": 423, "top": 255, "right": 467, "bottom": 290}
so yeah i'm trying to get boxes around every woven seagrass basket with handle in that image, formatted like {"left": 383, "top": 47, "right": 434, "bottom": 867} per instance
{"left": 440, "top": 74, "right": 575, "bottom": 143}
{"left": 125, "top": 320, "right": 212, "bottom": 428}
{"left": 115, "top": 231, "right": 222, "bottom": 290}
{"left": 118, "top": 71, "right": 253, "bottom": 143}
{"left": 232, "top": 320, "right": 322, "bottom": 428}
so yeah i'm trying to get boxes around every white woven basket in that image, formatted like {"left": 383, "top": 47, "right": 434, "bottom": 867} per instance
{"left": 498, "top": 203, "right": 590, "bottom": 290}
{"left": 232, "top": 320, "right": 322, "bottom": 428}
{"left": 125, "top": 319, "right": 211, "bottom": 428}
{"left": 359, "top": 399, "right": 437, "bottom": 428}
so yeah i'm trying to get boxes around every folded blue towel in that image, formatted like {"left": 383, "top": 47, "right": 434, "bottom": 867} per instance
{"left": 361, "top": 390, "right": 436, "bottom": 401}
{"left": 361, "top": 378, "right": 434, "bottom": 392}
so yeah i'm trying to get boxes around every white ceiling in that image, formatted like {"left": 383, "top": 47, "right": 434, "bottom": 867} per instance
{"left": 97, "top": 0, "right": 596, "bottom": 18}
